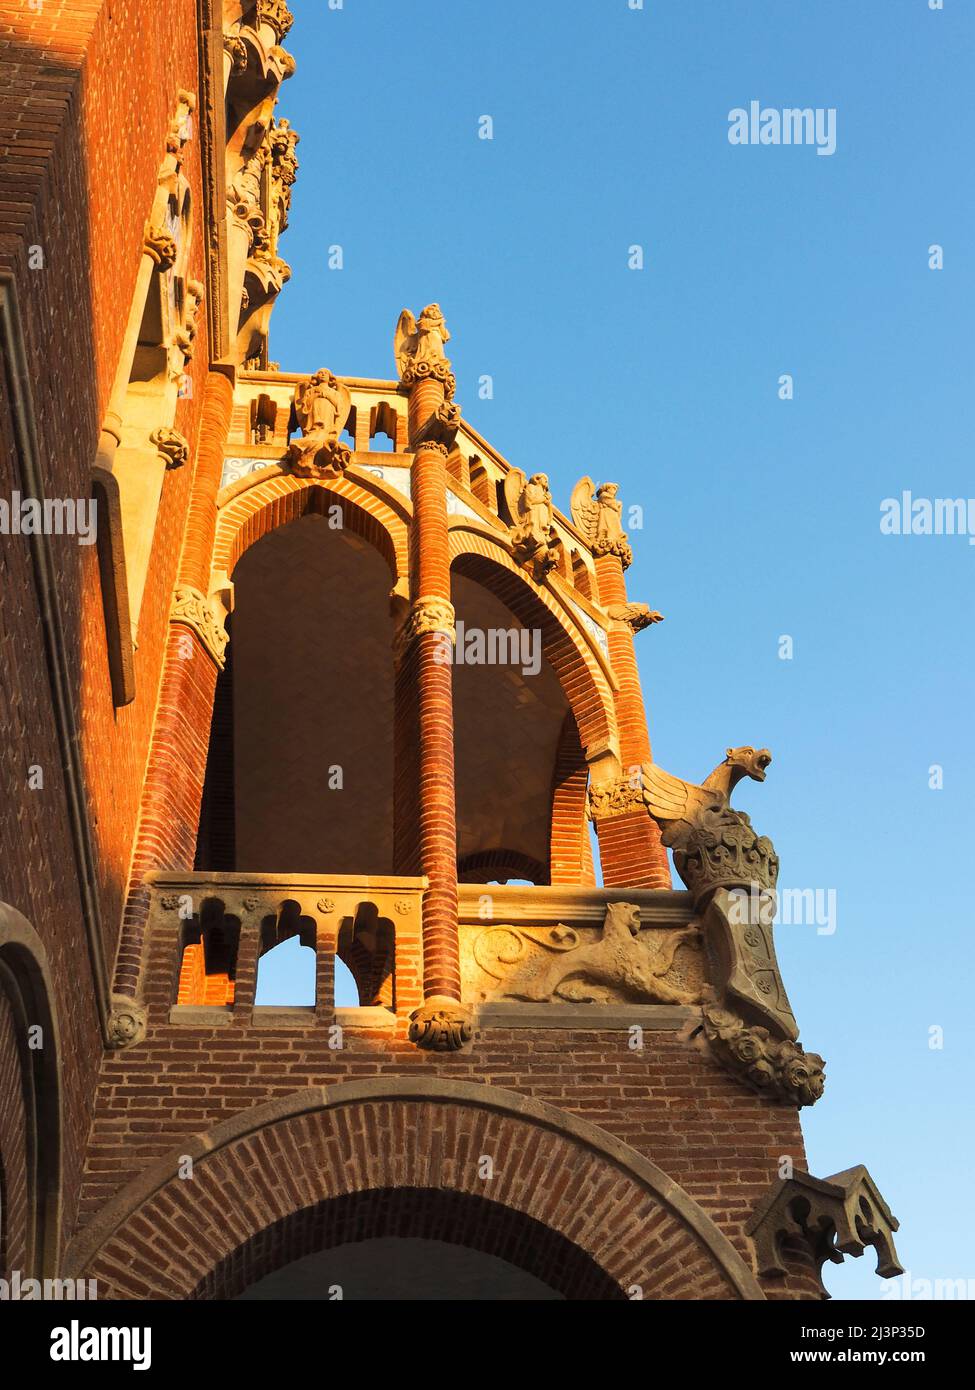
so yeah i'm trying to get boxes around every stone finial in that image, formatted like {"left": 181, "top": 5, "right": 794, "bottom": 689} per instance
{"left": 408, "top": 998, "right": 473, "bottom": 1052}
{"left": 286, "top": 369, "right": 352, "bottom": 474}
{"left": 570, "top": 477, "right": 633, "bottom": 568}
{"left": 746, "top": 1166, "right": 904, "bottom": 1283}
{"left": 502, "top": 469, "right": 563, "bottom": 580}
{"left": 393, "top": 304, "right": 455, "bottom": 395}
{"left": 254, "top": 0, "right": 295, "bottom": 41}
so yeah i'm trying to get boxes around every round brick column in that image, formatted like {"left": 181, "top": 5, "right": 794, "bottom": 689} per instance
{"left": 399, "top": 373, "right": 470, "bottom": 1051}
{"left": 110, "top": 370, "right": 235, "bottom": 1016}
{"left": 593, "top": 551, "right": 671, "bottom": 889}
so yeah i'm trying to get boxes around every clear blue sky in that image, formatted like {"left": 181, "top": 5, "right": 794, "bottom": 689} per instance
{"left": 258, "top": 0, "right": 975, "bottom": 1299}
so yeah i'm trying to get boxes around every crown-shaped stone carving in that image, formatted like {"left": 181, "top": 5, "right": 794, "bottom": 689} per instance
{"left": 672, "top": 805, "right": 779, "bottom": 901}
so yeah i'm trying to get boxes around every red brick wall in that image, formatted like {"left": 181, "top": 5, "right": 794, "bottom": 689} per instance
{"left": 0, "top": 0, "right": 210, "bottom": 1248}
{"left": 0, "top": 989, "right": 29, "bottom": 1276}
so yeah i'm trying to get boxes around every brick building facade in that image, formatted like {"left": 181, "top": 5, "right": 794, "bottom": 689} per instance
{"left": 0, "top": 3, "right": 900, "bottom": 1300}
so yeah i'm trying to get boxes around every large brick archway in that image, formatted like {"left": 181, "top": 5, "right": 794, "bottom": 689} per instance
{"left": 65, "top": 1079, "right": 764, "bottom": 1300}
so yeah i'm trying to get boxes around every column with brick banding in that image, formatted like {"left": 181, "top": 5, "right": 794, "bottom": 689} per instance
{"left": 109, "top": 370, "right": 235, "bottom": 1024}
{"left": 397, "top": 357, "right": 471, "bottom": 1050}
{"left": 593, "top": 549, "right": 672, "bottom": 889}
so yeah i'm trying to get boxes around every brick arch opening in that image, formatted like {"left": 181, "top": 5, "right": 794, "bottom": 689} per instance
{"left": 449, "top": 536, "right": 616, "bottom": 763}
{"left": 193, "top": 1187, "right": 624, "bottom": 1300}
{"left": 213, "top": 471, "right": 408, "bottom": 584}
{"left": 65, "top": 1079, "right": 764, "bottom": 1301}
{"left": 0, "top": 903, "right": 62, "bottom": 1279}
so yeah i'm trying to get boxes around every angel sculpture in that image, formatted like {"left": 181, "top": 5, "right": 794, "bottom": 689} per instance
{"left": 570, "top": 477, "right": 631, "bottom": 562}
{"left": 286, "top": 369, "right": 352, "bottom": 475}
{"left": 503, "top": 469, "right": 563, "bottom": 578}
{"left": 393, "top": 303, "right": 452, "bottom": 382}
{"left": 641, "top": 746, "right": 771, "bottom": 847}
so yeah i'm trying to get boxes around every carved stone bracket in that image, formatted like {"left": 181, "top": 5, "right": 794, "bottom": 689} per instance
{"left": 746, "top": 1166, "right": 904, "bottom": 1285}
{"left": 587, "top": 776, "right": 644, "bottom": 821}
{"left": 408, "top": 998, "right": 473, "bottom": 1052}
{"left": 144, "top": 222, "right": 178, "bottom": 271}
{"left": 151, "top": 427, "right": 190, "bottom": 470}
{"left": 606, "top": 602, "right": 664, "bottom": 633}
{"left": 285, "top": 436, "right": 351, "bottom": 476}
{"left": 170, "top": 585, "right": 229, "bottom": 669}
{"left": 107, "top": 995, "right": 148, "bottom": 1049}
{"left": 394, "top": 597, "right": 456, "bottom": 660}
{"left": 702, "top": 1005, "right": 824, "bottom": 1107}
{"left": 410, "top": 400, "right": 461, "bottom": 455}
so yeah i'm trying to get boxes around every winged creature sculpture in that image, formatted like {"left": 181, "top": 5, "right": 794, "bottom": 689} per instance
{"left": 641, "top": 746, "right": 772, "bottom": 850}
{"left": 502, "top": 468, "right": 562, "bottom": 578}
{"left": 570, "top": 476, "right": 626, "bottom": 546}
{"left": 393, "top": 303, "right": 451, "bottom": 379}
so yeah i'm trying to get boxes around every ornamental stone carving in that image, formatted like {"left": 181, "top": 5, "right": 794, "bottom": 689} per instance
{"left": 587, "top": 776, "right": 644, "bottom": 821}
{"left": 254, "top": 0, "right": 295, "bottom": 42}
{"left": 411, "top": 400, "right": 461, "bottom": 455}
{"left": 107, "top": 995, "right": 148, "bottom": 1049}
{"left": 476, "top": 902, "right": 705, "bottom": 1006}
{"left": 151, "top": 427, "right": 190, "bottom": 470}
{"left": 408, "top": 998, "right": 473, "bottom": 1052}
{"left": 570, "top": 478, "right": 633, "bottom": 568}
{"left": 502, "top": 469, "right": 563, "bottom": 580}
{"left": 746, "top": 1166, "right": 903, "bottom": 1284}
{"left": 701, "top": 1005, "right": 824, "bottom": 1106}
{"left": 394, "top": 304, "right": 455, "bottom": 397}
{"left": 394, "top": 597, "right": 456, "bottom": 659}
{"left": 606, "top": 602, "right": 664, "bottom": 633}
{"left": 144, "top": 222, "right": 178, "bottom": 270}
{"left": 170, "top": 585, "right": 230, "bottom": 669}
{"left": 286, "top": 369, "right": 352, "bottom": 474}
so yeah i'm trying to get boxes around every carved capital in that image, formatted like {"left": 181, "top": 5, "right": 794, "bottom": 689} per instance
{"left": 399, "top": 357, "right": 457, "bottom": 400}
{"left": 702, "top": 1005, "right": 825, "bottom": 1107}
{"left": 746, "top": 1166, "right": 903, "bottom": 1285}
{"left": 408, "top": 998, "right": 473, "bottom": 1052}
{"left": 151, "top": 427, "right": 190, "bottom": 470}
{"left": 587, "top": 776, "right": 644, "bottom": 821}
{"left": 107, "top": 995, "right": 148, "bottom": 1049}
{"left": 593, "top": 535, "right": 633, "bottom": 570}
{"left": 394, "top": 597, "right": 456, "bottom": 659}
{"left": 606, "top": 602, "right": 663, "bottom": 633}
{"left": 171, "top": 585, "right": 229, "bottom": 669}
{"left": 144, "top": 222, "right": 178, "bottom": 270}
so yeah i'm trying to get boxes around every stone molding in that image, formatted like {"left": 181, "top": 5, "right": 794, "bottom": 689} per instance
{"left": 170, "top": 585, "right": 230, "bottom": 668}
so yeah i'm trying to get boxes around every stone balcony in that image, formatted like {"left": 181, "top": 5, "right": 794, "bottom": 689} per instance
{"left": 145, "top": 872, "right": 705, "bottom": 1039}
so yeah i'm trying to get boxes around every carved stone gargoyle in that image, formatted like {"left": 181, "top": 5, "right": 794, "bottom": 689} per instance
{"left": 640, "top": 747, "right": 826, "bottom": 1104}
{"left": 502, "top": 469, "right": 563, "bottom": 579}
{"left": 286, "top": 369, "right": 352, "bottom": 475}
{"left": 746, "top": 1166, "right": 904, "bottom": 1288}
